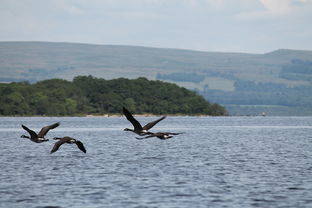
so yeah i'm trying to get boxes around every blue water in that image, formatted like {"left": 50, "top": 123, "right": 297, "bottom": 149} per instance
{"left": 1, "top": 116, "right": 312, "bottom": 208}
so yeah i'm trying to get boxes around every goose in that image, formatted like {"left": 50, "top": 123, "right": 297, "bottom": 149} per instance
{"left": 21, "top": 122, "right": 60, "bottom": 143}
{"left": 123, "top": 107, "right": 166, "bottom": 136}
{"left": 136, "top": 132, "right": 182, "bottom": 140}
{"left": 51, "top": 136, "right": 86, "bottom": 153}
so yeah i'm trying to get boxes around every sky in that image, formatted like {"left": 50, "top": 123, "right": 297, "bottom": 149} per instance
{"left": 0, "top": 0, "right": 312, "bottom": 53}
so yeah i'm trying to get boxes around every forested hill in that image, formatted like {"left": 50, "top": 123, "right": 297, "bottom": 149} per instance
{"left": 0, "top": 76, "right": 227, "bottom": 116}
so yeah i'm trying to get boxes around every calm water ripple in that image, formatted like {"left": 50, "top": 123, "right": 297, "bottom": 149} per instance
{"left": 0, "top": 116, "right": 312, "bottom": 208}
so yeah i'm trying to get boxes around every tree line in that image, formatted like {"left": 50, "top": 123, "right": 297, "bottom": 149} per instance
{"left": 0, "top": 76, "right": 227, "bottom": 116}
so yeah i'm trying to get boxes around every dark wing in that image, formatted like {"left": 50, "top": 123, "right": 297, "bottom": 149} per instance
{"left": 123, "top": 107, "right": 143, "bottom": 130}
{"left": 143, "top": 135, "right": 156, "bottom": 139}
{"left": 21, "top": 125, "right": 38, "bottom": 138}
{"left": 50, "top": 139, "right": 66, "bottom": 154}
{"left": 38, "top": 122, "right": 60, "bottom": 138}
{"left": 135, "top": 137, "right": 152, "bottom": 140}
{"left": 135, "top": 137, "right": 146, "bottom": 140}
{"left": 75, "top": 141, "right": 86, "bottom": 153}
{"left": 143, "top": 116, "right": 166, "bottom": 130}
{"left": 164, "top": 132, "right": 183, "bottom": 135}
{"left": 137, "top": 133, "right": 159, "bottom": 139}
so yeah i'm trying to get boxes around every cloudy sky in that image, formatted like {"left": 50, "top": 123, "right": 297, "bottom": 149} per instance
{"left": 0, "top": 0, "right": 311, "bottom": 53}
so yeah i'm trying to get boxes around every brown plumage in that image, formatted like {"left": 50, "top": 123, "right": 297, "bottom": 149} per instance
{"left": 21, "top": 122, "right": 60, "bottom": 143}
{"left": 51, "top": 137, "right": 86, "bottom": 154}
{"left": 123, "top": 107, "right": 166, "bottom": 136}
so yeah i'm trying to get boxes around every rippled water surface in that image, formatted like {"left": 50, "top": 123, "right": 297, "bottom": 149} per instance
{"left": 1, "top": 116, "right": 312, "bottom": 208}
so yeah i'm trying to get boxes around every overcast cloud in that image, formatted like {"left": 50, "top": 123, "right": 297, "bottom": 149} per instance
{"left": 0, "top": 0, "right": 311, "bottom": 53}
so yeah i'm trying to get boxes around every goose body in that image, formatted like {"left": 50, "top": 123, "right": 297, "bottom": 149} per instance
{"left": 123, "top": 107, "right": 166, "bottom": 136}
{"left": 51, "top": 136, "right": 86, "bottom": 153}
{"left": 136, "top": 132, "right": 182, "bottom": 140}
{"left": 21, "top": 122, "right": 60, "bottom": 143}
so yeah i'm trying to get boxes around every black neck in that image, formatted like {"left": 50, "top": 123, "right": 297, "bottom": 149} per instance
{"left": 124, "top": 128, "right": 134, "bottom": 132}
{"left": 53, "top": 137, "right": 62, "bottom": 140}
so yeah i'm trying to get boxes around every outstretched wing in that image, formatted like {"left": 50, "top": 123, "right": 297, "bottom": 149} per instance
{"left": 38, "top": 122, "right": 60, "bottom": 138}
{"left": 21, "top": 125, "right": 38, "bottom": 138}
{"left": 135, "top": 137, "right": 151, "bottom": 140}
{"left": 75, "top": 141, "right": 86, "bottom": 153}
{"left": 50, "top": 140, "right": 65, "bottom": 154}
{"left": 123, "top": 107, "right": 143, "bottom": 131}
{"left": 164, "top": 132, "right": 183, "bottom": 135}
{"left": 143, "top": 116, "right": 166, "bottom": 130}
{"left": 136, "top": 134, "right": 157, "bottom": 139}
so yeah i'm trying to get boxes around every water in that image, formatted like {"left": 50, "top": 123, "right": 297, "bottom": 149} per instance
{"left": 1, "top": 116, "right": 312, "bottom": 208}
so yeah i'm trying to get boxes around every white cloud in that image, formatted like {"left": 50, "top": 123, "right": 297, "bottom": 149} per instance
{"left": 260, "top": 0, "right": 292, "bottom": 14}
{"left": 236, "top": 0, "right": 312, "bottom": 20}
{"left": 53, "top": 1, "right": 85, "bottom": 15}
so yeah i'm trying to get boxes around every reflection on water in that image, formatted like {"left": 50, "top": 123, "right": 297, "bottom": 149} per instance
{"left": 1, "top": 116, "right": 312, "bottom": 208}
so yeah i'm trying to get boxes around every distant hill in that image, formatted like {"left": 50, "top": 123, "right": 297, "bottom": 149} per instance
{"left": 1, "top": 41, "right": 312, "bottom": 116}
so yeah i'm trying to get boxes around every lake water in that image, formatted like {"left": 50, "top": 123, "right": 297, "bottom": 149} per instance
{"left": 1, "top": 116, "right": 312, "bottom": 208}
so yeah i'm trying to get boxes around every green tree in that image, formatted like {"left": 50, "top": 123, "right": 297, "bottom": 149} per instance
{"left": 124, "top": 98, "right": 136, "bottom": 112}
{"left": 65, "top": 98, "right": 77, "bottom": 115}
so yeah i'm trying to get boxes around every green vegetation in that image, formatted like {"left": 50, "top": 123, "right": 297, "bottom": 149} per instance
{"left": 0, "top": 76, "right": 227, "bottom": 116}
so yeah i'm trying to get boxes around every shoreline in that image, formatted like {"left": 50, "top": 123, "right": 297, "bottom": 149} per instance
{"left": 0, "top": 113, "right": 215, "bottom": 118}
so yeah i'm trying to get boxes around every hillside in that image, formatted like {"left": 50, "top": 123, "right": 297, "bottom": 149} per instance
{"left": 0, "top": 76, "right": 227, "bottom": 116}
{"left": 1, "top": 41, "right": 312, "bottom": 115}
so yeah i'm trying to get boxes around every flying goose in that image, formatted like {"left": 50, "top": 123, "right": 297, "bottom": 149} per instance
{"left": 21, "top": 122, "right": 60, "bottom": 143}
{"left": 136, "top": 132, "right": 182, "bottom": 140}
{"left": 51, "top": 136, "right": 86, "bottom": 153}
{"left": 123, "top": 107, "right": 166, "bottom": 136}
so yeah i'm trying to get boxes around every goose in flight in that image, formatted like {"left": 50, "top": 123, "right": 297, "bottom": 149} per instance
{"left": 21, "top": 122, "right": 60, "bottom": 143}
{"left": 123, "top": 107, "right": 166, "bottom": 136}
{"left": 136, "top": 132, "right": 182, "bottom": 140}
{"left": 51, "top": 136, "right": 86, "bottom": 153}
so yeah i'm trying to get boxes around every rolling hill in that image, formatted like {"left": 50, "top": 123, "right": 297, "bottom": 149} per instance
{"left": 1, "top": 41, "right": 312, "bottom": 116}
